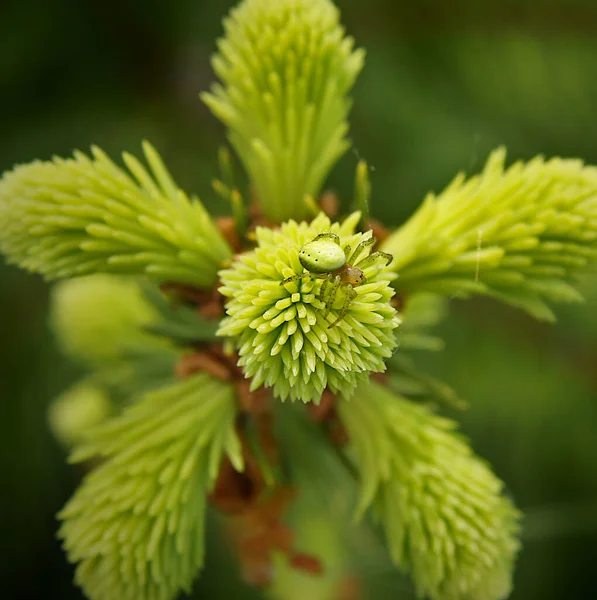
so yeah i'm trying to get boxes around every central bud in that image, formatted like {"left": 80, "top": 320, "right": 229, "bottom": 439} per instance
{"left": 218, "top": 212, "right": 400, "bottom": 403}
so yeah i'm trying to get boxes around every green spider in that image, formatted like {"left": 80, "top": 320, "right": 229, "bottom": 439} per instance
{"left": 280, "top": 232, "right": 393, "bottom": 328}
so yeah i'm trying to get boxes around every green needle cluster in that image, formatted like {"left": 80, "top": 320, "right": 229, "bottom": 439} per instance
{"left": 218, "top": 212, "right": 399, "bottom": 403}
{"left": 339, "top": 381, "right": 520, "bottom": 600}
{"left": 0, "top": 142, "right": 231, "bottom": 288}
{"left": 203, "top": 0, "right": 364, "bottom": 222}
{"left": 48, "top": 381, "right": 113, "bottom": 448}
{"left": 50, "top": 274, "right": 164, "bottom": 366}
{"left": 59, "top": 375, "right": 242, "bottom": 600}
{"left": 383, "top": 148, "right": 597, "bottom": 321}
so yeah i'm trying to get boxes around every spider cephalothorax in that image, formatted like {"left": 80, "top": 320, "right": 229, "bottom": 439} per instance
{"left": 281, "top": 232, "right": 393, "bottom": 328}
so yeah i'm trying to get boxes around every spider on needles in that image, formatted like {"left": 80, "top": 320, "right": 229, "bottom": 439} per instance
{"left": 280, "top": 232, "right": 393, "bottom": 328}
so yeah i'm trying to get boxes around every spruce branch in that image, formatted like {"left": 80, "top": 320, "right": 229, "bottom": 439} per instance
{"left": 0, "top": 142, "right": 232, "bottom": 287}
{"left": 59, "top": 374, "right": 243, "bottom": 600}
{"left": 382, "top": 148, "right": 597, "bottom": 321}
{"left": 338, "top": 381, "right": 520, "bottom": 600}
{"left": 202, "top": 0, "right": 364, "bottom": 222}
{"left": 218, "top": 212, "right": 399, "bottom": 403}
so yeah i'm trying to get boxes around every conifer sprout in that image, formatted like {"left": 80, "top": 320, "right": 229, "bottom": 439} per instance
{"left": 50, "top": 275, "right": 165, "bottom": 367}
{"left": 218, "top": 212, "right": 400, "bottom": 403}
{"left": 48, "top": 274, "right": 183, "bottom": 427}
{"left": 382, "top": 148, "right": 597, "bottom": 321}
{"left": 338, "top": 380, "right": 521, "bottom": 600}
{"left": 48, "top": 380, "right": 113, "bottom": 448}
{"left": 202, "top": 0, "right": 365, "bottom": 222}
{"left": 0, "top": 142, "right": 231, "bottom": 287}
{"left": 59, "top": 374, "right": 243, "bottom": 600}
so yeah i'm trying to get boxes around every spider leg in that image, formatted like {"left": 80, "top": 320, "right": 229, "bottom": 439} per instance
{"left": 328, "top": 284, "right": 357, "bottom": 328}
{"left": 318, "top": 274, "right": 331, "bottom": 301}
{"left": 356, "top": 251, "right": 393, "bottom": 270}
{"left": 348, "top": 237, "right": 375, "bottom": 264}
{"left": 323, "top": 275, "right": 342, "bottom": 317}
{"left": 280, "top": 273, "right": 303, "bottom": 286}
{"left": 312, "top": 232, "right": 340, "bottom": 244}
{"left": 343, "top": 244, "right": 352, "bottom": 259}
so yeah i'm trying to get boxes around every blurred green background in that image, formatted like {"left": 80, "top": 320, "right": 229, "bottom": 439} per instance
{"left": 1, "top": 0, "right": 597, "bottom": 598}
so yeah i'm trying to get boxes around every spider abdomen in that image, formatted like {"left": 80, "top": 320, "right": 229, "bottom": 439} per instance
{"left": 299, "top": 239, "right": 346, "bottom": 273}
{"left": 280, "top": 231, "right": 390, "bottom": 328}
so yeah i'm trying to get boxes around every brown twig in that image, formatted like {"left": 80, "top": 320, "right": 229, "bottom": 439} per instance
{"left": 210, "top": 427, "right": 321, "bottom": 588}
